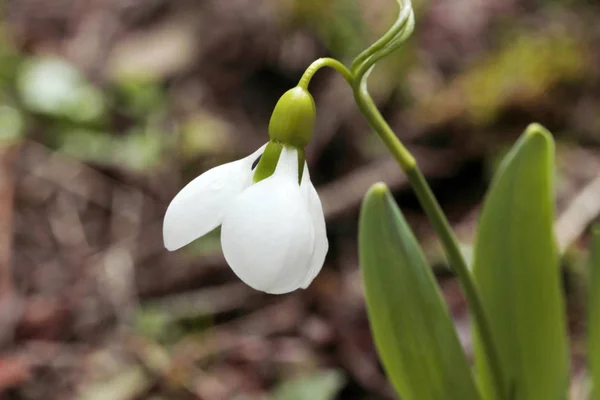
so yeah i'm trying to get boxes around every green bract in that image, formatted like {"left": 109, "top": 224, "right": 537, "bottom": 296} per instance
{"left": 251, "top": 85, "right": 314, "bottom": 183}
{"left": 268, "top": 86, "right": 316, "bottom": 148}
{"left": 253, "top": 141, "right": 306, "bottom": 184}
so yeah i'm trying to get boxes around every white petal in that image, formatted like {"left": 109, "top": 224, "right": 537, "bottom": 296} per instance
{"left": 163, "top": 144, "right": 266, "bottom": 251}
{"left": 300, "top": 164, "right": 328, "bottom": 288}
{"left": 272, "top": 144, "right": 302, "bottom": 180}
{"left": 221, "top": 147, "right": 314, "bottom": 294}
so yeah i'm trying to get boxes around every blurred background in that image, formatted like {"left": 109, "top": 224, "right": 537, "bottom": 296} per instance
{"left": 0, "top": 0, "right": 599, "bottom": 398}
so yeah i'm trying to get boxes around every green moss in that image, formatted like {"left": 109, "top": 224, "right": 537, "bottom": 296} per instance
{"left": 414, "top": 28, "right": 588, "bottom": 126}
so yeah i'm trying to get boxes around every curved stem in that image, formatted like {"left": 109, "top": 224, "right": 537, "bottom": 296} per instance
{"left": 351, "top": 0, "right": 413, "bottom": 74}
{"left": 354, "top": 79, "right": 415, "bottom": 171}
{"left": 352, "top": 77, "right": 508, "bottom": 400}
{"left": 298, "top": 58, "right": 353, "bottom": 90}
{"left": 353, "top": 10, "right": 415, "bottom": 80}
{"left": 296, "top": 3, "right": 507, "bottom": 395}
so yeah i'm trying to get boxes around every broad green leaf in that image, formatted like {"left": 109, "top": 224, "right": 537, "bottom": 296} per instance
{"left": 473, "top": 124, "right": 569, "bottom": 400}
{"left": 359, "top": 183, "right": 480, "bottom": 400}
{"left": 590, "top": 225, "right": 600, "bottom": 400}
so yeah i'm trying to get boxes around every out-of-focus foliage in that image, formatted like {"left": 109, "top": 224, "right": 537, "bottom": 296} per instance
{"left": 17, "top": 57, "right": 105, "bottom": 122}
{"left": 269, "top": 370, "right": 345, "bottom": 400}
{"left": 8, "top": 51, "right": 171, "bottom": 170}
{"left": 590, "top": 226, "right": 600, "bottom": 399}
{"left": 0, "top": 106, "right": 23, "bottom": 141}
{"left": 288, "top": 0, "right": 368, "bottom": 61}
{"left": 179, "top": 112, "right": 235, "bottom": 160}
{"left": 59, "top": 129, "right": 163, "bottom": 172}
{"left": 79, "top": 367, "right": 151, "bottom": 400}
{"left": 0, "top": 28, "right": 20, "bottom": 89}
{"left": 413, "top": 28, "right": 588, "bottom": 126}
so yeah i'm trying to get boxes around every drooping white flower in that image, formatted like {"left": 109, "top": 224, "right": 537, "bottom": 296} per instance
{"left": 163, "top": 145, "right": 328, "bottom": 294}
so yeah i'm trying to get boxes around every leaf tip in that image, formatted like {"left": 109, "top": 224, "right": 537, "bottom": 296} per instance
{"left": 524, "top": 123, "right": 552, "bottom": 141}
{"left": 361, "top": 182, "right": 393, "bottom": 222}
{"left": 522, "top": 122, "right": 555, "bottom": 159}
{"left": 368, "top": 182, "right": 390, "bottom": 196}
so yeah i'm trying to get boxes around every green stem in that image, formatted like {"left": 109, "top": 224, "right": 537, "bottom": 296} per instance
{"left": 295, "top": 23, "right": 507, "bottom": 399}
{"left": 298, "top": 58, "right": 353, "bottom": 90}
{"left": 353, "top": 79, "right": 415, "bottom": 171}
{"left": 353, "top": 10, "right": 414, "bottom": 81}
{"left": 352, "top": 78, "right": 508, "bottom": 400}
{"left": 351, "top": 0, "right": 413, "bottom": 75}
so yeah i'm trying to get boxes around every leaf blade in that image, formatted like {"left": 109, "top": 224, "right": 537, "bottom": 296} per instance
{"left": 359, "top": 183, "right": 480, "bottom": 400}
{"left": 472, "top": 124, "right": 569, "bottom": 400}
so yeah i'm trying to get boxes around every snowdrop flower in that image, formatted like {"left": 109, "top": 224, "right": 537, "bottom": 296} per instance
{"left": 163, "top": 87, "right": 328, "bottom": 294}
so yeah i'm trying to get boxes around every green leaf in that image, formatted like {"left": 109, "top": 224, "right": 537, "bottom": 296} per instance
{"left": 358, "top": 183, "right": 480, "bottom": 400}
{"left": 270, "top": 370, "right": 345, "bottom": 400}
{"left": 472, "top": 123, "right": 569, "bottom": 400}
{"left": 590, "top": 225, "right": 600, "bottom": 400}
